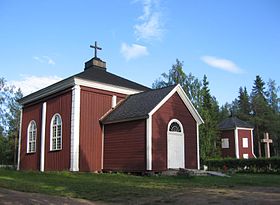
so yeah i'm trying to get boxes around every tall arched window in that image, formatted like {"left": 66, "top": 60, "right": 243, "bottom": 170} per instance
{"left": 27, "top": 120, "right": 37, "bottom": 153}
{"left": 50, "top": 113, "right": 62, "bottom": 151}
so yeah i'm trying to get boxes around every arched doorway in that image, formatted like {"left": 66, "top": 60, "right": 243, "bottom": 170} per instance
{"left": 167, "top": 119, "right": 185, "bottom": 169}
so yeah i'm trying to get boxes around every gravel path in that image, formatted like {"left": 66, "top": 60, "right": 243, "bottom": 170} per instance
{"left": 0, "top": 188, "right": 103, "bottom": 205}
{"left": 0, "top": 186, "right": 280, "bottom": 205}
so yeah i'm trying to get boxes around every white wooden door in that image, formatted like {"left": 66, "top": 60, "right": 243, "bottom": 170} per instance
{"left": 167, "top": 120, "right": 185, "bottom": 169}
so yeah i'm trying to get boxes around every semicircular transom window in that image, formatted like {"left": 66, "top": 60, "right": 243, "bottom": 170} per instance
{"left": 169, "top": 122, "right": 182, "bottom": 132}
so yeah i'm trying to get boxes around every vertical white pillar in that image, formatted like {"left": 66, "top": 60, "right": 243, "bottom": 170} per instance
{"left": 17, "top": 109, "right": 23, "bottom": 171}
{"left": 40, "top": 102, "right": 47, "bottom": 172}
{"left": 196, "top": 123, "right": 200, "bottom": 170}
{"left": 146, "top": 116, "right": 152, "bottom": 171}
{"left": 251, "top": 129, "right": 256, "bottom": 158}
{"left": 70, "top": 85, "right": 80, "bottom": 171}
{"left": 234, "top": 128, "right": 240, "bottom": 159}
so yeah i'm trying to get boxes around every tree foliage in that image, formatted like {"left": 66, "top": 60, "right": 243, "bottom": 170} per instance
{"left": 153, "top": 60, "right": 219, "bottom": 160}
{"left": 0, "top": 78, "right": 22, "bottom": 165}
{"left": 153, "top": 60, "right": 280, "bottom": 160}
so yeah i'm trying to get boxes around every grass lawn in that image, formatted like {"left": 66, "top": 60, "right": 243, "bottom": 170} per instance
{"left": 0, "top": 169, "right": 279, "bottom": 203}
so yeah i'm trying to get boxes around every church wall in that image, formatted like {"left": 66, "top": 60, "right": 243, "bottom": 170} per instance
{"left": 79, "top": 86, "right": 126, "bottom": 172}
{"left": 220, "top": 129, "right": 236, "bottom": 158}
{"left": 44, "top": 91, "right": 72, "bottom": 171}
{"left": 152, "top": 92, "right": 198, "bottom": 171}
{"left": 238, "top": 129, "right": 254, "bottom": 158}
{"left": 20, "top": 103, "right": 42, "bottom": 170}
{"left": 103, "top": 120, "right": 146, "bottom": 171}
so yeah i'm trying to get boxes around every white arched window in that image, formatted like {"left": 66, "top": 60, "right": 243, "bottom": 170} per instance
{"left": 27, "top": 120, "right": 37, "bottom": 153}
{"left": 50, "top": 113, "right": 62, "bottom": 151}
{"left": 168, "top": 119, "right": 184, "bottom": 133}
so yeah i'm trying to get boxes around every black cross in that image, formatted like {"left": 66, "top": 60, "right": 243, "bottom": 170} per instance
{"left": 90, "top": 41, "right": 102, "bottom": 58}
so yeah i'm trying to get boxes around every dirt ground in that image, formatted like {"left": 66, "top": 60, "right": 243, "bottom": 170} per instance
{"left": 0, "top": 186, "right": 280, "bottom": 205}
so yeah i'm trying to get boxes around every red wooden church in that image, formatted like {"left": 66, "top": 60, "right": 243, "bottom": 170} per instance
{"left": 219, "top": 117, "right": 256, "bottom": 159}
{"left": 17, "top": 50, "right": 203, "bottom": 172}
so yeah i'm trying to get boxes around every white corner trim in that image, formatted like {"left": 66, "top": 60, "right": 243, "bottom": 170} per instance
{"left": 149, "top": 85, "right": 204, "bottom": 125}
{"left": 40, "top": 102, "right": 47, "bottom": 172}
{"left": 234, "top": 128, "right": 240, "bottom": 159}
{"left": 251, "top": 129, "right": 257, "bottom": 158}
{"left": 101, "top": 124, "right": 104, "bottom": 170}
{"left": 70, "top": 85, "right": 81, "bottom": 171}
{"left": 17, "top": 109, "right": 23, "bottom": 171}
{"left": 196, "top": 122, "right": 200, "bottom": 170}
{"left": 74, "top": 78, "right": 143, "bottom": 95}
{"left": 146, "top": 116, "right": 152, "bottom": 171}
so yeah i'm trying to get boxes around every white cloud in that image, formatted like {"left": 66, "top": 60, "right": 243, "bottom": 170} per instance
{"left": 120, "top": 43, "right": 149, "bottom": 60}
{"left": 134, "top": 0, "right": 164, "bottom": 41}
{"left": 33, "top": 56, "right": 56, "bottom": 65}
{"left": 201, "top": 56, "right": 244, "bottom": 74}
{"left": 10, "top": 75, "right": 63, "bottom": 96}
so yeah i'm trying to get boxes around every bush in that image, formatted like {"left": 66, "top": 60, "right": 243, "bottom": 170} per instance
{"left": 204, "top": 157, "right": 280, "bottom": 173}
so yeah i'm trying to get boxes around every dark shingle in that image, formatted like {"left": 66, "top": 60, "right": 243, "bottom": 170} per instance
{"left": 102, "top": 85, "right": 176, "bottom": 124}
{"left": 218, "top": 117, "right": 254, "bottom": 130}
{"left": 75, "top": 66, "right": 150, "bottom": 91}
{"left": 19, "top": 65, "right": 150, "bottom": 105}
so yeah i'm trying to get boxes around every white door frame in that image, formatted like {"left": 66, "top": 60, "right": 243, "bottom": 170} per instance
{"left": 167, "top": 119, "right": 185, "bottom": 169}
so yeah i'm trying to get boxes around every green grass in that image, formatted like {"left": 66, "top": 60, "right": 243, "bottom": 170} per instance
{"left": 0, "top": 169, "right": 279, "bottom": 203}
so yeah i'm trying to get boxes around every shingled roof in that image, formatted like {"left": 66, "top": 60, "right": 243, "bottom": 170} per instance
{"left": 101, "top": 85, "right": 177, "bottom": 124}
{"left": 18, "top": 61, "right": 150, "bottom": 105}
{"left": 218, "top": 117, "right": 254, "bottom": 130}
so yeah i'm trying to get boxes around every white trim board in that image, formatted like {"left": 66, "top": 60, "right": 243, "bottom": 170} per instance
{"left": 17, "top": 109, "right": 23, "bottom": 171}
{"left": 196, "top": 122, "right": 200, "bottom": 170}
{"left": 146, "top": 116, "right": 152, "bottom": 171}
{"left": 149, "top": 85, "right": 204, "bottom": 125}
{"left": 74, "top": 78, "right": 143, "bottom": 95}
{"left": 40, "top": 102, "right": 47, "bottom": 172}
{"left": 251, "top": 129, "right": 257, "bottom": 158}
{"left": 236, "top": 127, "right": 254, "bottom": 131}
{"left": 234, "top": 128, "right": 240, "bottom": 159}
{"left": 70, "top": 85, "right": 81, "bottom": 172}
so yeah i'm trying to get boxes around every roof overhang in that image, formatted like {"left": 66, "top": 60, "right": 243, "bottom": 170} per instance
{"left": 18, "top": 77, "right": 144, "bottom": 106}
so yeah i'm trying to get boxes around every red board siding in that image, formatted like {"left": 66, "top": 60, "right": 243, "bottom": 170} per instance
{"left": 238, "top": 129, "right": 254, "bottom": 158}
{"left": 220, "top": 130, "right": 236, "bottom": 158}
{"left": 79, "top": 87, "right": 126, "bottom": 172}
{"left": 44, "top": 91, "right": 72, "bottom": 171}
{"left": 152, "top": 92, "right": 197, "bottom": 171}
{"left": 103, "top": 120, "right": 146, "bottom": 171}
{"left": 20, "top": 103, "right": 42, "bottom": 170}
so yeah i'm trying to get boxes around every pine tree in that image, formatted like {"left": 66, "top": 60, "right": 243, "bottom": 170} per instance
{"left": 237, "top": 86, "right": 251, "bottom": 121}
{"left": 251, "top": 75, "right": 271, "bottom": 157}
{"left": 199, "top": 75, "right": 220, "bottom": 160}
{"left": 266, "top": 79, "right": 280, "bottom": 156}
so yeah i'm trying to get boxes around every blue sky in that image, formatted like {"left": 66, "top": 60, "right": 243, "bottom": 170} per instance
{"left": 1, "top": 0, "right": 279, "bottom": 105}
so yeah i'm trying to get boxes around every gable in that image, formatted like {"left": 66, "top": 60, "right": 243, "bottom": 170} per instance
{"left": 149, "top": 85, "right": 204, "bottom": 125}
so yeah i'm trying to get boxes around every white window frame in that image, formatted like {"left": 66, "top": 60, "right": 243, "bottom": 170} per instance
{"left": 243, "top": 153, "right": 249, "bottom": 159}
{"left": 27, "top": 120, "right": 37, "bottom": 153}
{"left": 221, "top": 138, "right": 229, "bottom": 149}
{"left": 50, "top": 113, "right": 62, "bottom": 151}
{"left": 168, "top": 119, "right": 184, "bottom": 134}
{"left": 242, "top": 137, "right": 248, "bottom": 148}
